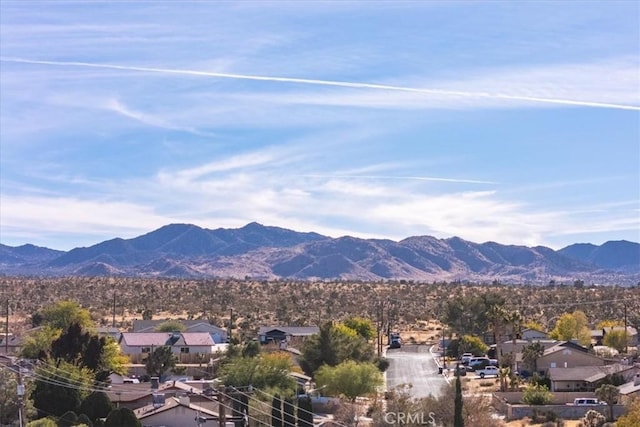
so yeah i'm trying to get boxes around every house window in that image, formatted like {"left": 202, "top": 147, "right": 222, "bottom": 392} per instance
{"left": 550, "top": 362, "right": 556, "bottom": 368}
{"left": 180, "top": 347, "right": 190, "bottom": 354}
{"left": 141, "top": 347, "right": 151, "bottom": 353}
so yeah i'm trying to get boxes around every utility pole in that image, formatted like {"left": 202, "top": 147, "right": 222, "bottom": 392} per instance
{"left": 112, "top": 291, "right": 117, "bottom": 328}
{"left": 218, "top": 385, "right": 227, "bottom": 427}
{"left": 376, "top": 301, "right": 382, "bottom": 357}
{"left": 624, "top": 302, "right": 628, "bottom": 355}
{"left": 16, "top": 362, "right": 24, "bottom": 427}
{"left": 228, "top": 308, "right": 234, "bottom": 343}
{"left": 5, "top": 299, "right": 9, "bottom": 354}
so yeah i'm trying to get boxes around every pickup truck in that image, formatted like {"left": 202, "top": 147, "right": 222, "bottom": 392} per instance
{"left": 475, "top": 366, "right": 499, "bottom": 378}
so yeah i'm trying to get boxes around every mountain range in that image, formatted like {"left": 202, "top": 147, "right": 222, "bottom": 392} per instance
{"left": 1, "top": 222, "right": 639, "bottom": 285}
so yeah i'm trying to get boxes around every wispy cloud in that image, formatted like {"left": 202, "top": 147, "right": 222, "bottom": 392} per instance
{"left": 2, "top": 57, "right": 638, "bottom": 111}
{"left": 298, "top": 174, "right": 497, "bottom": 185}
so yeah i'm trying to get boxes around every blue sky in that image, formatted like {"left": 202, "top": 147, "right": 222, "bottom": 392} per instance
{"left": 0, "top": 1, "right": 638, "bottom": 251}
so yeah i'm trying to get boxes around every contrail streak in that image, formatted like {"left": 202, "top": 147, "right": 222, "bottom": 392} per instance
{"left": 2, "top": 57, "right": 639, "bottom": 111}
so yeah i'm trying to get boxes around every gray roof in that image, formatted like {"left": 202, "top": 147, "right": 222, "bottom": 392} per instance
{"left": 132, "top": 319, "right": 226, "bottom": 333}
{"left": 120, "top": 332, "right": 214, "bottom": 347}
{"left": 618, "top": 380, "right": 640, "bottom": 395}
{"left": 549, "top": 364, "right": 635, "bottom": 383}
{"left": 259, "top": 326, "right": 319, "bottom": 336}
{"left": 543, "top": 341, "right": 589, "bottom": 356}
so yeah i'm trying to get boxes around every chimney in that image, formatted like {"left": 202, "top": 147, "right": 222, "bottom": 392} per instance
{"left": 179, "top": 394, "right": 190, "bottom": 406}
{"left": 634, "top": 373, "right": 640, "bottom": 386}
{"left": 151, "top": 376, "right": 159, "bottom": 389}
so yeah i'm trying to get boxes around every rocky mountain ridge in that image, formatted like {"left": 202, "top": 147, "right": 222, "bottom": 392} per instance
{"left": 1, "top": 222, "right": 638, "bottom": 285}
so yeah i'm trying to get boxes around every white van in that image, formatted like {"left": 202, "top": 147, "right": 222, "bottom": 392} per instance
{"left": 573, "top": 398, "right": 601, "bottom": 406}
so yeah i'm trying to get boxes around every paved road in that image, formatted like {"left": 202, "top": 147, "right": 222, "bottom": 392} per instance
{"left": 385, "top": 344, "right": 449, "bottom": 399}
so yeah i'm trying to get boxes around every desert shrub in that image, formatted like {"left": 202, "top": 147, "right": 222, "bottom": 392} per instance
{"left": 580, "top": 409, "right": 606, "bottom": 427}
{"left": 522, "top": 384, "right": 552, "bottom": 405}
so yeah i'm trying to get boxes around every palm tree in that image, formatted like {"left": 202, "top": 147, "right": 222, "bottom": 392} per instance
{"left": 507, "top": 310, "right": 523, "bottom": 373}
{"left": 487, "top": 304, "right": 508, "bottom": 366}
{"left": 522, "top": 342, "right": 545, "bottom": 375}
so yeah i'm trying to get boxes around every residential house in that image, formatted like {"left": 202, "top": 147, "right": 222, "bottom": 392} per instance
{"left": 258, "top": 326, "right": 319, "bottom": 347}
{"left": 107, "top": 380, "right": 220, "bottom": 413}
{"left": 548, "top": 363, "right": 639, "bottom": 392}
{"left": 0, "top": 335, "right": 22, "bottom": 355}
{"left": 135, "top": 395, "right": 237, "bottom": 427}
{"left": 618, "top": 373, "right": 640, "bottom": 404}
{"left": 96, "top": 326, "right": 121, "bottom": 341}
{"left": 591, "top": 326, "right": 638, "bottom": 347}
{"left": 132, "top": 319, "right": 228, "bottom": 343}
{"left": 537, "top": 341, "right": 606, "bottom": 373}
{"left": 493, "top": 339, "right": 559, "bottom": 358}
{"left": 119, "top": 332, "right": 224, "bottom": 364}
{"left": 521, "top": 328, "right": 549, "bottom": 340}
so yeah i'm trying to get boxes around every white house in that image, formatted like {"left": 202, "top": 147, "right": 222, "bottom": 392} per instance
{"left": 135, "top": 396, "right": 237, "bottom": 427}
{"left": 132, "top": 320, "right": 228, "bottom": 343}
{"left": 119, "top": 332, "right": 220, "bottom": 363}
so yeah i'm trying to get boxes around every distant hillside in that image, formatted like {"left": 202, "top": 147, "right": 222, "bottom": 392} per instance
{"left": 559, "top": 240, "right": 640, "bottom": 272}
{"left": 1, "top": 223, "right": 638, "bottom": 285}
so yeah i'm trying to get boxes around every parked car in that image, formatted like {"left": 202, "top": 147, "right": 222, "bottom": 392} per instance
{"left": 475, "top": 366, "right": 499, "bottom": 378}
{"left": 572, "top": 398, "right": 602, "bottom": 406}
{"left": 389, "top": 334, "right": 402, "bottom": 349}
{"left": 468, "top": 357, "right": 491, "bottom": 369}
{"left": 453, "top": 365, "right": 467, "bottom": 376}
{"left": 461, "top": 353, "right": 474, "bottom": 364}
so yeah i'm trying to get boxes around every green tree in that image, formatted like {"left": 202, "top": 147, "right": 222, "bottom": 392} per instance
{"left": 77, "top": 413, "right": 93, "bottom": 427}
{"left": 486, "top": 303, "right": 508, "bottom": 368}
{"left": 522, "top": 383, "right": 552, "bottom": 405}
{"left": 297, "top": 396, "right": 314, "bottom": 427}
{"left": 154, "top": 320, "right": 186, "bottom": 332}
{"left": 0, "top": 366, "right": 36, "bottom": 425}
{"left": 549, "top": 310, "right": 591, "bottom": 346}
{"left": 145, "top": 346, "right": 178, "bottom": 380}
{"left": 616, "top": 397, "right": 640, "bottom": 427}
{"left": 603, "top": 329, "right": 630, "bottom": 353}
{"left": 300, "top": 322, "right": 373, "bottom": 376}
{"left": 20, "top": 326, "right": 61, "bottom": 359}
{"left": 79, "top": 392, "right": 113, "bottom": 422}
{"left": 522, "top": 342, "right": 545, "bottom": 374}
{"left": 220, "top": 352, "right": 296, "bottom": 392}
{"left": 342, "top": 317, "right": 376, "bottom": 341}
{"left": 31, "top": 361, "right": 93, "bottom": 418}
{"left": 40, "top": 301, "right": 93, "bottom": 331}
{"left": 241, "top": 340, "right": 261, "bottom": 358}
{"left": 595, "top": 383, "right": 619, "bottom": 422}
{"left": 58, "top": 410, "right": 79, "bottom": 427}
{"left": 141, "top": 309, "right": 153, "bottom": 320}
{"left": 459, "top": 335, "right": 488, "bottom": 356}
{"left": 507, "top": 310, "right": 523, "bottom": 373}
{"left": 26, "top": 418, "right": 58, "bottom": 427}
{"left": 315, "top": 361, "right": 382, "bottom": 402}
{"left": 104, "top": 407, "right": 141, "bottom": 427}
{"left": 596, "top": 320, "right": 622, "bottom": 329}
{"left": 454, "top": 366, "right": 464, "bottom": 427}
{"left": 50, "top": 323, "right": 127, "bottom": 382}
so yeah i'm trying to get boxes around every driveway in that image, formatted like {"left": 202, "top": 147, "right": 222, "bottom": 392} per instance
{"left": 385, "top": 344, "right": 449, "bottom": 399}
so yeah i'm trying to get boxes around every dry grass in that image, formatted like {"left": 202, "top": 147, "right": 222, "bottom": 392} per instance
{"left": 505, "top": 420, "right": 582, "bottom": 427}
